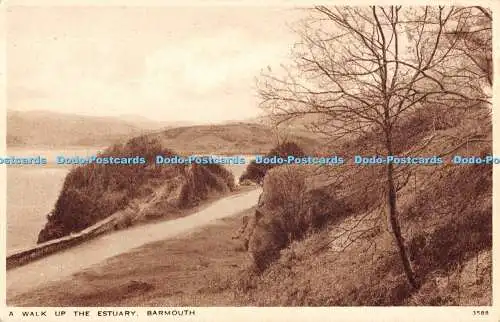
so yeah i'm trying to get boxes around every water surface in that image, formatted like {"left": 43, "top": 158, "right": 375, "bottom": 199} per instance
{"left": 6, "top": 147, "right": 104, "bottom": 252}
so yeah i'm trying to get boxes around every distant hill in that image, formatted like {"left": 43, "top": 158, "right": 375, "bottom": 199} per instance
{"left": 117, "top": 114, "right": 193, "bottom": 130}
{"left": 7, "top": 110, "right": 173, "bottom": 148}
{"left": 242, "top": 114, "right": 330, "bottom": 140}
{"left": 145, "top": 122, "right": 322, "bottom": 155}
{"left": 7, "top": 110, "right": 323, "bottom": 153}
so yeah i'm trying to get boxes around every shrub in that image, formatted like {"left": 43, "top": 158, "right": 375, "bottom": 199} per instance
{"left": 239, "top": 141, "right": 306, "bottom": 184}
{"left": 246, "top": 165, "right": 349, "bottom": 271}
{"left": 38, "top": 136, "right": 235, "bottom": 243}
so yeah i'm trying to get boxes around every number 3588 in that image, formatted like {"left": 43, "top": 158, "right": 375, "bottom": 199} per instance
{"left": 473, "top": 310, "right": 489, "bottom": 316}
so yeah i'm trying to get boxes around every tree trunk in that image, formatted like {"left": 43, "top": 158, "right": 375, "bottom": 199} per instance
{"left": 385, "top": 138, "right": 419, "bottom": 289}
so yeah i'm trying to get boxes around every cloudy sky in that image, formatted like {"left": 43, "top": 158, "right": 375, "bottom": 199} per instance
{"left": 7, "top": 6, "right": 304, "bottom": 123}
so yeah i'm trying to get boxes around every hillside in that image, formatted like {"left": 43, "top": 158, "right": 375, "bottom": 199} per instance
{"left": 231, "top": 105, "right": 492, "bottom": 305}
{"left": 37, "top": 135, "right": 236, "bottom": 243}
{"left": 144, "top": 122, "right": 322, "bottom": 155}
{"left": 6, "top": 110, "right": 169, "bottom": 147}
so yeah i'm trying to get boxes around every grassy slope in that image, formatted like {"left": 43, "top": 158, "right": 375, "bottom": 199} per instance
{"left": 7, "top": 109, "right": 322, "bottom": 153}
{"left": 234, "top": 106, "right": 492, "bottom": 306}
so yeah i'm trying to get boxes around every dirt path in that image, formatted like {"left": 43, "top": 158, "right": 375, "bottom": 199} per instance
{"left": 7, "top": 188, "right": 261, "bottom": 301}
{"left": 9, "top": 207, "right": 255, "bottom": 306}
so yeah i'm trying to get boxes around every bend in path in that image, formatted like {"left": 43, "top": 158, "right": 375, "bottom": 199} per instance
{"left": 7, "top": 188, "right": 261, "bottom": 298}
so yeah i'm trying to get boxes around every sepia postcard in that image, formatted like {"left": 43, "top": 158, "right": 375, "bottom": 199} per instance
{"left": 1, "top": 0, "right": 499, "bottom": 321}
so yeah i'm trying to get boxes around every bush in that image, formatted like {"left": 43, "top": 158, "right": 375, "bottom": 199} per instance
{"left": 239, "top": 141, "right": 306, "bottom": 184}
{"left": 246, "top": 165, "right": 349, "bottom": 271}
{"left": 38, "top": 136, "right": 236, "bottom": 243}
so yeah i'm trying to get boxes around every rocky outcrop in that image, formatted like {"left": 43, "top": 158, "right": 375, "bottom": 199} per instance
{"left": 38, "top": 160, "right": 235, "bottom": 244}
{"left": 235, "top": 165, "right": 350, "bottom": 271}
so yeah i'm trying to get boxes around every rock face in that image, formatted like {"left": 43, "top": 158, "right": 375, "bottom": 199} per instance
{"left": 37, "top": 214, "right": 66, "bottom": 243}
{"left": 235, "top": 165, "right": 349, "bottom": 271}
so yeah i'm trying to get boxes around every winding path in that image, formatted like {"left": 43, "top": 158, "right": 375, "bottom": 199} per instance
{"left": 7, "top": 188, "right": 261, "bottom": 298}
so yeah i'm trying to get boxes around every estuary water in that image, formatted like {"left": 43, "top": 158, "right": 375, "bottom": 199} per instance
{"left": 6, "top": 147, "right": 105, "bottom": 252}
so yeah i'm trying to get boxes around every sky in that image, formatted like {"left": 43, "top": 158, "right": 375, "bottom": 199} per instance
{"left": 7, "top": 6, "right": 305, "bottom": 123}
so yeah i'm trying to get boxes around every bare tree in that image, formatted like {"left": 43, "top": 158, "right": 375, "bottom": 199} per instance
{"left": 446, "top": 7, "right": 492, "bottom": 92}
{"left": 257, "top": 6, "right": 491, "bottom": 289}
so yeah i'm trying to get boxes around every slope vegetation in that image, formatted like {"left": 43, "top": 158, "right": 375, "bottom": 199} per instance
{"left": 11, "top": 105, "right": 491, "bottom": 306}
{"left": 233, "top": 105, "right": 492, "bottom": 305}
{"left": 37, "top": 136, "right": 235, "bottom": 243}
